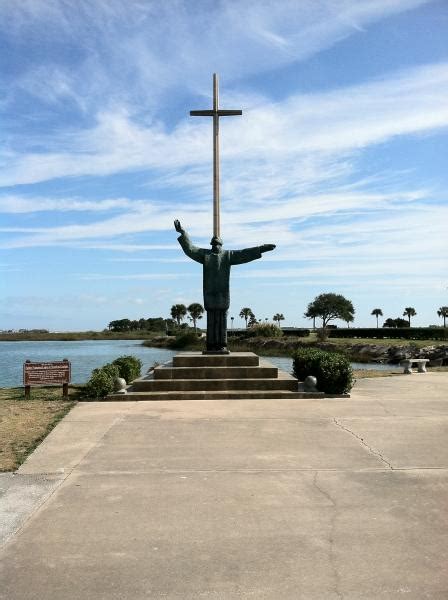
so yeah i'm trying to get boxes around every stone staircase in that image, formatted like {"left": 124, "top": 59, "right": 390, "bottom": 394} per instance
{"left": 107, "top": 352, "right": 324, "bottom": 401}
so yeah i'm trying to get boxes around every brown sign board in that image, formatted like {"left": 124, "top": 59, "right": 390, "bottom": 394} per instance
{"left": 23, "top": 360, "right": 71, "bottom": 386}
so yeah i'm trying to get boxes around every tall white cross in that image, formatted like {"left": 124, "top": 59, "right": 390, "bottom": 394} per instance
{"left": 190, "top": 73, "right": 242, "bottom": 239}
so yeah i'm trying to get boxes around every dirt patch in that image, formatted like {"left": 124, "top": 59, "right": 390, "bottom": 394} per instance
{"left": 0, "top": 387, "right": 77, "bottom": 472}
{"left": 353, "top": 369, "right": 402, "bottom": 379}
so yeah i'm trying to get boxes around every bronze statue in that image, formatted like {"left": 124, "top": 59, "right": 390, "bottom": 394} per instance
{"left": 174, "top": 220, "right": 275, "bottom": 353}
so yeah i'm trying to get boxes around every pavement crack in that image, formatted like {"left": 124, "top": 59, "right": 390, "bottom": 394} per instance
{"left": 375, "top": 400, "right": 396, "bottom": 417}
{"left": 333, "top": 418, "right": 394, "bottom": 470}
{"left": 313, "top": 472, "right": 344, "bottom": 599}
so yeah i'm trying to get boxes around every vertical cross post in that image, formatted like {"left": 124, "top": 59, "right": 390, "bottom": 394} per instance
{"left": 190, "top": 73, "right": 242, "bottom": 239}
{"left": 212, "top": 74, "right": 220, "bottom": 238}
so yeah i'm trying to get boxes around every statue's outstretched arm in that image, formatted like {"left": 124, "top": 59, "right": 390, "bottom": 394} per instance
{"left": 174, "top": 219, "right": 185, "bottom": 235}
{"left": 230, "top": 243, "right": 276, "bottom": 265}
{"left": 174, "top": 219, "right": 205, "bottom": 264}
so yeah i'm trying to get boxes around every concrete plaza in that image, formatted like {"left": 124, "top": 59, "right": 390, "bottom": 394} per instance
{"left": 1, "top": 372, "right": 448, "bottom": 599}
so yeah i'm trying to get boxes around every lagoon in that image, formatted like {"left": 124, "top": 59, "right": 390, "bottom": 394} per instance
{"left": 0, "top": 340, "right": 176, "bottom": 388}
{"left": 0, "top": 340, "right": 400, "bottom": 388}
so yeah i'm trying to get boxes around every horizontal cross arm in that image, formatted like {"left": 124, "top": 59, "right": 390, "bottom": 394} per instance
{"left": 190, "top": 109, "right": 243, "bottom": 117}
{"left": 217, "top": 110, "right": 242, "bottom": 116}
{"left": 190, "top": 110, "right": 214, "bottom": 116}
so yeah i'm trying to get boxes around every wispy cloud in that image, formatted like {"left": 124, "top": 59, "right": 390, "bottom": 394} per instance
{"left": 2, "top": 61, "right": 447, "bottom": 190}
{"left": 1, "top": 0, "right": 430, "bottom": 116}
{"left": 0, "top": 195, "right": 141, "bottom": 213}
{"left": 1, "top": 0, "right": 446, "bottom": 329}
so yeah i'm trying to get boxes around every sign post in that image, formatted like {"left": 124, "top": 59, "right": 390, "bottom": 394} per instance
{"left": 23, "top": 359, "right": 71, "bottom": 398}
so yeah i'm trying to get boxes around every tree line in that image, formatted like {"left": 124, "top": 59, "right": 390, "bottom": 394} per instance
{"left": 107, "top": 296, "right": 448, "bottom": 332}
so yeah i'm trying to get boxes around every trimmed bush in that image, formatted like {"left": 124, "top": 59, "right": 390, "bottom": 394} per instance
{"left": 281, "top": 328, "right": 310, "bottom": 337}
{"left": 112, "top": 355, "right": 142, "bottom": 383}
{"left": 84, "top": 363, "right": 120, "bottom": 399}
{"left": 292, "top": 347, "right": 354, "bottom": 395}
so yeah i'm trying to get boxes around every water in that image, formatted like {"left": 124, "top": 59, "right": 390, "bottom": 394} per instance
{"left": 0, "top": 340, "right": 176, "bottom": 388}
{"left": 0, "top": 340, "right": 401, "bottom": 388}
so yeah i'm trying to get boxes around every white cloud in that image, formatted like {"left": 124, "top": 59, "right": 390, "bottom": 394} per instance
{"left": 0, "top": 0, "right": 431, "bottom": 114}
{"left": 1, "top": 61, "right": 447, "bottom": 190}
{"left": 0, "top": 195, "right": 141, "bottom": 213}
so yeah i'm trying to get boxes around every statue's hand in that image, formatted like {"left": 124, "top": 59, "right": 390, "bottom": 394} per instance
{"left": 174, "top": 219, "right": 184, "bottom": 234}
{"left": 261, "top": 244, "right": 276, "bottom": 253}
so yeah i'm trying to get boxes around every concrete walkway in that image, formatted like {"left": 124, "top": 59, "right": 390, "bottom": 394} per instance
{"left": 1, "top": 373, "right": 448, "bottom": 599}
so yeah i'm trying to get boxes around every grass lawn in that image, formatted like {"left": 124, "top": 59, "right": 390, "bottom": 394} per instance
{"left": 0, "top": 386, "right": 77, "bottom": 472}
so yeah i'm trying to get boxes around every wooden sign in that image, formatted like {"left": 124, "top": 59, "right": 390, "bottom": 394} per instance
{"left": 23, "top": 359, "right": 71, "bottom": 398}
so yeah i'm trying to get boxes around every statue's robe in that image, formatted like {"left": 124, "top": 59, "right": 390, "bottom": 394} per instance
{"left": 177, "top": 232, "right": 263, "bottom": 351}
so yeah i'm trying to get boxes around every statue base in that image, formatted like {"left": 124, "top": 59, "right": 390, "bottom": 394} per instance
{"left": 203, "top": 349, "right": 230, "bottom": 355}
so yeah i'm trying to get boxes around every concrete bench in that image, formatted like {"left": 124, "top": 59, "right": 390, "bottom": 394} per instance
{"left": 400, "top": 358, "right": 429, "bottom": 374}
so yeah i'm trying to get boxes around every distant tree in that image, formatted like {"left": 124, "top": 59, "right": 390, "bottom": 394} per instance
{"left": 383, "top": 318, "right": 396, "bottom": 328}
{"left": 187, "top": 303, "right": 204, "bottom": 331}
{"left": 371, "top": 308, "right": 383, "bottom": 328}
{"left": 239, "top": 307, "right": 254, "bottom": 328}
{"left": 305, "top": 304, "right": 319, "bottom": 329}
{"left": 437, "top": 306, "right": 448, "bottom": 328}
{"left": 248, "top": 313, "right": 258, "bottom": 328}
{"left": 304, "top": 293, "right": 355, "bottom": 328}
{"left": 383, "top": 317, "right": 410, "bottom": 328}
{"left": 345, "top": 314, "right": 354, "bottom": 328}
{"left": 108, "top": 318, "right": 132, "bottom": 332}
{"left": 403, "top": 307, "right": 417, "bottom": 326}
{"left": 170, "top": 304, "right": 187, "bottom": 326}
{"left": 273, "top": 313, "right": 285, "bottom": 327}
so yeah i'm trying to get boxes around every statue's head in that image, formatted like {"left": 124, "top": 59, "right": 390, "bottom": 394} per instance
{"left": 210, "top": 236, "right": 223, "bottom": 254}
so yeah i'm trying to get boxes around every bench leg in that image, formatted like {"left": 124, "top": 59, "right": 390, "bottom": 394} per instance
{"left": 402, "top": 362, "right": 412, "bottom": 374}
{"left": 418, "top": 363, "right": 427, "bottom": 373}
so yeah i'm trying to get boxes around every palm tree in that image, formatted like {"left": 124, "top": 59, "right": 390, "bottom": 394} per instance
{"left": 345, "top": 314, "right": 354, "bottom": 328}
{"left": 371, "top": 308, "right": 383, "bottom": 328}
{"left": 273, "top": 313, "right": 285, "bottom": 328}
{"left": 403, "top": 307, "right": 416, "bottom": 326}
{"left": 170, "top": 303, "right": 187, "bottom": 326}
{"left": 248, "top": 313, "right": 258, "bottom": 328}
{"left": 239, "top": 307, "right": 254, "bottom": 328}
{"left": 187, "top": 303, "right": 204, "bottom": 331}
{"left": 437, "top": 306, "right": 448, "bottom": 328}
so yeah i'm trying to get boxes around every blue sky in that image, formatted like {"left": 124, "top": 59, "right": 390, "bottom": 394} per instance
{"left": 1, "top": 0, "right": 447, "bottom": 330}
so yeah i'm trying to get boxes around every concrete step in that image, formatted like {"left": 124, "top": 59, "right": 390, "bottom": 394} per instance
{"left": 131, "top": 376, "right": 298, "bottom": 392}
{"left": 173, "top": 352, "right": 259, "bottom": 368}
{"left": 153, "top": 365, "right": 278, "bottom": 380}
{"left": 107, "top": 390, "right": 324, "bottom": 401}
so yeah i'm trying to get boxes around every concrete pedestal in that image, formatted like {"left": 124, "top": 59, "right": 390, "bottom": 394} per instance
{"left": 107, "top": 352, "right": 324, "bottom": 401}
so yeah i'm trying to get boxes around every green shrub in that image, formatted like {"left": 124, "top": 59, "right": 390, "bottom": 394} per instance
{"left": 84, "top": 363, "right": 120, "bottom": 399}
{"left": 112, "top": 355, "right": 142, "bottom": 383}
{"left": 292, "top": 347, "right": 354, "bottom": 394}
{"left": 171, "top": 330, "right": 202, "bottom": 349}
{"left": 316, "top": 328, "right": 330, "bottom": 341}
{"left": 246, "top": 323, "right": 283, "bottom": 338}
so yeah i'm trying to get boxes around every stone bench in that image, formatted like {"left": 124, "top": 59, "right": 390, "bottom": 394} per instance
{"left": 400, "top": 358, "right": 429, "bottom": 374}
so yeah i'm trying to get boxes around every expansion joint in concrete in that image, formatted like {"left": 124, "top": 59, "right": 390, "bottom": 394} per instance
{"left": 312, "top": 472, "right": 344, "bottom": 599}
{"left": 333, "top": 418, "right": 394, "bottom": 470}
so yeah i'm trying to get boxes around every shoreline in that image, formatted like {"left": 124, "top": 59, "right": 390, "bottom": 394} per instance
{"left": 2, "top": 332, "right": 447, "bottom": 367}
